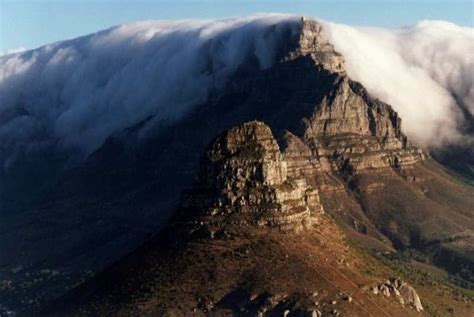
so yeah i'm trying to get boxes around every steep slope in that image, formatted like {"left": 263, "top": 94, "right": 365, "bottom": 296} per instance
{"left": 1, "top": 18, "right": 473, "bottom": 314}
{"left": 43, "top": 121, "right": 471, "bottom": 316}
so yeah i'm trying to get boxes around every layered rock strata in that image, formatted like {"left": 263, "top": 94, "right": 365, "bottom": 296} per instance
{"left": 229, "top": 19, "right": 426, "bottom": 179}
{"left": 302, "top": 77, "right": 425, "bottom": 174}
{"left": 177, "top": 121, "right": 324, "bottom": 236}
{"left": 285, "top": 17, "right": 346, "bottom": 73}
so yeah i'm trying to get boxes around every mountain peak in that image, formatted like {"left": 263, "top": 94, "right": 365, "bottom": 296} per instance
{"left": 286, "top": 18, "right": 346, "bottom": 73}
{"left": 176, "top": 121, "right": 323, "bottom": 237}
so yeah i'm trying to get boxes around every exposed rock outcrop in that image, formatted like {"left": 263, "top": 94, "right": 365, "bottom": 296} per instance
{"left": 371, "top": 278, "right": 424, "bottom": 312}
{"left": 302, "top": 77, "right": 425, "bottom": 174}
{"left": 177, "top": 121, "right": 324, "bottom": 236}
{"left": 285, "top": 18, "right": 345, "bottom": 73}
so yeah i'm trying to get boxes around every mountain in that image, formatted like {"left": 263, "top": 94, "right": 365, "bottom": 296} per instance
{"left": 1, "top": 18, "right": 473, "bottom": 315}
{"left": 39, "top": 121, "right": 441, "bottom": 316}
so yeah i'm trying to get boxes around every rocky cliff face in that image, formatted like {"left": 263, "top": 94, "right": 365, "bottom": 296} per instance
{"left": 285, "top": 21, "right": 425, "bottom": 174}
{"left": 286, "top": 18, "right": 345, "bottom": 73}
{"left": 302, "top": 77, "right": 424, "bottom": 173}
{"left": 176, "top": 121, "right": 323, "bottom": 236}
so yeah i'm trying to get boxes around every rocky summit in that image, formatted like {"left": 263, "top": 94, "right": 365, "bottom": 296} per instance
{"left": 2, "top": 18, "right": 474, "bottom": 316}
{"left": 176, "top": 121, "right": 324, "bottom": 237}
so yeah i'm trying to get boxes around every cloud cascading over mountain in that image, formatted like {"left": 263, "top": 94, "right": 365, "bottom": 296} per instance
{"left": 323, "top": 19, "right": 474, "bottom": 146}
{"left": 1, "top": 15, "right": 473, "bottom": 170}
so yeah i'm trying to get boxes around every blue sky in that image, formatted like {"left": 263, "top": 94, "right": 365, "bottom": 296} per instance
{"left": 1, "top": 0, "right": 473, "bottom": 52}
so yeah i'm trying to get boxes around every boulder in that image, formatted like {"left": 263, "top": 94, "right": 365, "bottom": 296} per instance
{"left": 399, "top": 283, "right": 423, "bottom": 312}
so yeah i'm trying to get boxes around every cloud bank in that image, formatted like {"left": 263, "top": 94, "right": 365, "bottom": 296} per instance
{"left": 323, "top": 20, "right": 474, "bottom": 146}
{"left": 0, "top": 15, "right": 473, "bottom": 170}
{"left": 0, "top": 47, "right": 27, "bottom": 56}
{"left": 0, "top": 15, "right": 300, "bottom": 169}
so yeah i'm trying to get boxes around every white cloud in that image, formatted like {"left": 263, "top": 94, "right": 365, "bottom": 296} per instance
{"left": 0, "top": 15, "right": 299, "bottom": 169}
{"left": 323, "top": 20, "right": 474, "bottom": 146}
{"left": 0, "top": 15, "right": 472, "bottom": 170}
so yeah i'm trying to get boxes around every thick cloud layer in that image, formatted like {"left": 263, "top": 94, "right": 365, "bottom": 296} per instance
{"left": 0, "top": 15, "right": 473, "bottom": 170}
{"left": 0, "top": 15, "right": 300, "bottom": 169}
{"left": 323, "top": 20, "right": 474, "bottom": 146}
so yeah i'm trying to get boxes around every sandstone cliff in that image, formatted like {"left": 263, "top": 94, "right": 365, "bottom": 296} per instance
{"left": 176, "top": 121, "right": 323, "bottom": 236}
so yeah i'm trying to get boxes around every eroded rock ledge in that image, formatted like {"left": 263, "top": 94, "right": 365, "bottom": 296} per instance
{"left": 177, "top": 121, "right": 324, "bottom": 237}
{"left": 285, "top": 18, "right": 346, "bottom": 73}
